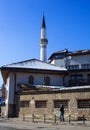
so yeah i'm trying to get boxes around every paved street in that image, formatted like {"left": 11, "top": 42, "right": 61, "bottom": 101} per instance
{"left": 0, "top": 118, "right": 90, "bottom": 130}
{"left": 0, "top": 127, "right": 16, "bottom": 130}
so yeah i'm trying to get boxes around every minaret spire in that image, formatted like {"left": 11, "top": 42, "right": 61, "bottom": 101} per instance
{"left": 41, "top": 14, "right": 46, "bottom": 28}
{"left": 40, "top": 14, "right": 48, "bottom": 62}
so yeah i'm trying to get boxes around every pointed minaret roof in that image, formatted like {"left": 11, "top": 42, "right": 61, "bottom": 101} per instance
{"left": 41, "top": 14, "right": 46, "bottom": 28}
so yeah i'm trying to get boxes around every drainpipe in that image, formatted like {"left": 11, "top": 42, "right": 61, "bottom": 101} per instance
{"left": 13, "top": 72, "right": 16, "bottom": 117}
{"left": 63, "top": 75, "right": 66, "bottom": 86}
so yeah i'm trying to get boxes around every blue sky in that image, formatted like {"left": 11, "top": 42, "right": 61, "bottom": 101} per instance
{"left": 0, "top": 0, "right": 90, "bottom": 85}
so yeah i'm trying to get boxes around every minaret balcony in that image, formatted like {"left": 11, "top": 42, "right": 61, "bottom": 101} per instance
{"left": 40, "top": 38, "right": 48, "bottom": 43}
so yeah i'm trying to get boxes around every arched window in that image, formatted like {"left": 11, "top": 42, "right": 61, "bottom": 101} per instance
{"left": 44, "top": 76, "right": 50, "bottom": 85}
{"left": 28, "top": 75, "right": 34, "bottom": 85}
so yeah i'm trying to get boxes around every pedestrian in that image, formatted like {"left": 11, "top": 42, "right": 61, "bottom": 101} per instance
{"left": 60, "top": 104, "right": 64, "bottom": 121}
{"left": 0, "top": 106, "right": 1, "bottom": 117}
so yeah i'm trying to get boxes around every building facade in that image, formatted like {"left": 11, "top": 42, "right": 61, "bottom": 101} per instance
{"left": 49, "top": 49, "right": 90, "bottom": 87}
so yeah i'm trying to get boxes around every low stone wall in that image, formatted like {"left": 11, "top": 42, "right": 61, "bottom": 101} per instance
{"left": 18, "top": 89, "right": 90, "bottom": 120}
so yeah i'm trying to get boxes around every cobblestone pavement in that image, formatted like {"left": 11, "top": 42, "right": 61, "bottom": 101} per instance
{"left": 0, "top": 118, "right": 90, "bottom": 130}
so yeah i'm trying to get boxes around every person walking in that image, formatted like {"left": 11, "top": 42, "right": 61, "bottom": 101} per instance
{"left": 60, "top": 104, "right": 64, "bottom": 121}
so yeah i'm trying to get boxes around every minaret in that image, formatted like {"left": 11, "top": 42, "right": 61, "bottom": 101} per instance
{"left": 40, "top": 15, "right": 48, "bottom": 62}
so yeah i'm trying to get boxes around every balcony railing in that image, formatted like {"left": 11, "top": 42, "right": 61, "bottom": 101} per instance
{"left": 69, "top": 79, "right": 90, "bottom": 86}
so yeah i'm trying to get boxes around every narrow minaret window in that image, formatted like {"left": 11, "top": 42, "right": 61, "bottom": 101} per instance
{"left": 40, "top": 14, "right": 48, "bottom": 62}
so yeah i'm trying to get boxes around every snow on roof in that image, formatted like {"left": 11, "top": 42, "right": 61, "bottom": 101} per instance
{"left": 49, "top": 49, "right": 90, "bottom": 60}
{"left": 2, "top": 59, "right": 67, "bottom": 71}
{"left": 54, "top": 49, "right": 68, "bottom": 54}
{"left": 58, "top": 85, "right": 90, "bottom": 90}
{"left": 36, "top": 85, "right": 90, "bottom": 91}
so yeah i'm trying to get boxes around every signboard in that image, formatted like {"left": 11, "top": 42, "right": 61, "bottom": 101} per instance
{"left": 0, "top": 96, "right": 5, "bottom": 106}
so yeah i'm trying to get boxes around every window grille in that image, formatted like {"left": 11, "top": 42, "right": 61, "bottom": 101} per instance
{"left": 20, "top": 101, "right": 30, "bottom": 108}
{"left": 54, "top": 100, "right": 68, "bottom": 108}
{"left": 77, "top": 99, "right": 90, "bottom": 108}
{"left": 35, "top": 101, "right": 47, "bottom": 108}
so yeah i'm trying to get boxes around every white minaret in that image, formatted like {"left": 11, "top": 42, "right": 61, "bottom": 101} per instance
{"left": 40, "top": 15, "right": 48, "bottom": 62}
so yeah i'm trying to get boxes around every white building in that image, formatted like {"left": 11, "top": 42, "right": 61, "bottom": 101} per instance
{"left": 49, "top": 49, "right": 90, "bottom": 86}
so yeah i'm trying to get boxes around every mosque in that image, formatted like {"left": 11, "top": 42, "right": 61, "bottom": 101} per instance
{"left": 0, "top": 15, "right": 90, "bottom": 120}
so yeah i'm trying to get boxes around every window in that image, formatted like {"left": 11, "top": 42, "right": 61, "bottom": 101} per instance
{"left": 67, "top": 65, "right": 79, "bottom": 70}
{"left": 28, "top": 75, "right": 34, "bottom": 85}
{"left": 77, "top": 75, "right": 83, "bottom": 79}
{"left": 77, "top": 99, "right": 90, "bottom": 108}
{"left": 35, "top": 101, "right": 47, "bottom": 108}
{"left": 55, "top": 54, "right": 63, "bottom": 59}
{"left": 87, "top": 74, "right": 90, "bottom": 79}
{"left": 81, "top": 64, "right": 90, "bottom": 69}
{"left": 20, "top": 101, "right": 30, "bottom": 108}
{"left": 70, "top": 75, "right": 83, "bottom": 80}
{"left": 70, "top": 75, "right": 76, "bottom": 80}
{"left": 44, "top": 76, "right": 50, "bottom": 85}
{"left": 54, "top": 100, "right": 68, "bottom": 108}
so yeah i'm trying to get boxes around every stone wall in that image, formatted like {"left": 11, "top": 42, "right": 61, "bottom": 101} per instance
{"left": 18, "top": 89, "right": 90, "bottom": 120}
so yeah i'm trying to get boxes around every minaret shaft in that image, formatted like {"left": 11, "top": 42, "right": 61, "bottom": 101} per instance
{"left": 40, "top": 15, "right": 48, "bottom": 62}
{"left": 41, "top": 28, "right": 46, "bottom": 39}
{"left": 40, "top": 44, "right": 46, "bottom": 61}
